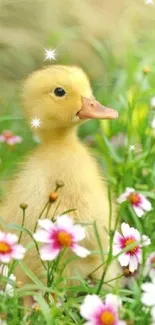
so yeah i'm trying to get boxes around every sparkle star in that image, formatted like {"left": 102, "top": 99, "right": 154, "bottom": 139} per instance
{"left": 145, "top": 0, "right": 154, "bottom": 4}
{"left": 30, "top": 118, "right": 42, "bottom": 128}
{"left": 129, "top": 145, "right": 135, "bottom": 151}
{"left": 44, "top": 48, "right": 56, "bottom": 61}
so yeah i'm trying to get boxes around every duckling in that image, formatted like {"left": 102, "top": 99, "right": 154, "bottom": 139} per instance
{"left": 0, "top": 65, "right": 119, "bottom": 285}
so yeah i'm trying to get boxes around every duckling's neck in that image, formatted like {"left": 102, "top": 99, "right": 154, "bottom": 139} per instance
{"left": 37, "top": 127, "right": 79, "bottom": 146}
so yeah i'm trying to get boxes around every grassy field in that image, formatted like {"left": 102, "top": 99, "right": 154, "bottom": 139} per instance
{"left": 0, "top": 38, "right": 155, "bottom": 324}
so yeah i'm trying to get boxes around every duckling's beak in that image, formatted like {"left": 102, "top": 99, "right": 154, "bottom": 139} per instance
{"left": 77, "top": 97, "right": 118, "bottom": 120}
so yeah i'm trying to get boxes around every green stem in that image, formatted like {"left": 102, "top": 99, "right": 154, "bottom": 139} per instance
{"left": 96, "top": 183, "right": 114, "bottom": 294}
{"left": 18, "top": 208, "right": 26, "bottom": 244}
{"left": 33, "top": 200, "right": 50, "bottom": 233}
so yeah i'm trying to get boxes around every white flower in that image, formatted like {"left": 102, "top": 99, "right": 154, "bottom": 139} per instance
{"left": 141, "top": 282, "right": 155, "bottom": 324}
{"left": 34, "top": 215, "right": 90, "bottom": 261}
{"left": 80, "top": 294, "right": 126, "bottom": 325}
{"left": 141, "top": 282, "right": 155, "bottom": 306}
{"left": 0, "top": 231, "right": 26, "bottom": 263}
{"left": 144, "top": 253, "right": 155, "bottom": 281}
{"left": 113, "top": 223, "right": 150, "bottom": 272}
{"left": 0, "top": 265, "right": 16, "bottom": 297}
{"left": 117, "top": 188, "right": 152, "bottom": 217}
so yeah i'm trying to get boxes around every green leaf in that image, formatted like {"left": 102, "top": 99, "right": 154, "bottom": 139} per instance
{"left": 34, "top": 293, "right": 54, "bottom": 325}
{"left": 18, "top": 261, "right": 47, "bottom": 290}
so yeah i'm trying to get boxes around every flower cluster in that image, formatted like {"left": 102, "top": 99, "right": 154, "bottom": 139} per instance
{"left": 0, "top": 130, "right": 23, "bottom": 145}
{"left": 80, "top": 294, "right": 126, "bottom": 325}
{"left": 117, "top": 187, "right": 152, "bottom": 217}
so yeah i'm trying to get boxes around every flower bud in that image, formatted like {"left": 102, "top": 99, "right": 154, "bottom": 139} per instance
{"left": 143, "top": 66, "right": 151, "bottom": 74}
{"left": 17, "top": 281, "right": 23, "bottom": 288}
{"left": 56, "top": 180, "right": 64, "bottom": 188}
{"left": 49, "top": 192, "right": 58, "bottom": 202}
{"left": 20, "top": 203, "right": 28, "bottom": 210}
{"left": 123, "top": 267, "right": 135, "bottom": 277}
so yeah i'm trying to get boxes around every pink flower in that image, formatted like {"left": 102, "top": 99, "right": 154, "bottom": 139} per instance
{"left": 0, "top": 231, "right": 26, "bottom": 263}
{"left": 117, "top": 187, "right": 152, "bottom": 217}
{"left": 144, "top": 253, "right": 155, "bottom": 281}
{"left": 0, "top": 130, "right": 23, "bottom": 145}
{"left": 33, "top": 215, "right": 90, "bottom": 261}
{"left": 113, "top": 223, "right": 150, "bottom": 272}
{"left": 80, "top": 294, "right": 126, "bottom": 325}
{"left": 110, "top": 133, "right": 126, "bottom": 148}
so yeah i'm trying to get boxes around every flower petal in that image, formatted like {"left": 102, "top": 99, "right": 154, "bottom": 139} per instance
{"left": 150, "top": 269, "right": 155, "bottom": 281}
{"left": 0, "top": 135, "right": 5, "bottom": 142}
{"left": 139, "top": 195, "right": 152, "bottom": 212}
{"left": 129, "top": 255, "right": 138, "bottom": 272}
{"left": 141, "top": 292, "right": 155, "bottom": 306}
{"left": 105, "top": 294, "right": 122, "bottom": 308}
{"left": 0, "top": 254, "right": 12, "bottom": 263}
{"left": 80, "top": 294, "right": 103, "bottom": 320}
{"left": 113, "top": 244, "right": 121, "bottom": 256}
{"left": 56, "top": 215, "right": 73, "bottom": 231}
{"left": 5, "top": 233, "right": 18, "bottom": 245}
{"left": 33, "top": 230, "right": 52, "bottom": 243}
{"left": 117, "top": 188, "right": 134, "bottom": 203}
{"left": 113, "top": 231, "right": 123, "bottom": 245}
{"left": 0, "top": 265, "right": 9, "bottom": 277}
{"left": 38, "top": 219, "right": 55, "bottom": 231}
{"left": 0, "top": 232, "right": 5, "bottom": 241}
{"left": 118, "top": 253, "right": 130, "bottom": 267}
{"left": 12, "top": 245, "right": 26, "bottom": 260}
{"left": 40, "top": 244, "right": 60, "bottom": 261}
{"left": 142, "top": 282, "right": 155, "bottom": 293}
{"left": 141, "top": 235, "right": 151, "bottom": 247}
{"left": 121, "top": 223, "right": 131, "bottom": 237}
{"left": 71, "top": 225, "right": 86, "bottom": 242}
{"left": 129, "top": 228, "right": 140, "bottom": 241}
{"left": 133, "top": 205, "right": 144, "bottom": 218}
{"left": 72, "top": 244, "right": 90, "bottom": 258}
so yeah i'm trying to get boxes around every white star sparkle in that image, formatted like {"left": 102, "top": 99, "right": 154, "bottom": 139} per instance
{"left": 30, "top": 118, "right": 42, "bottom": 128}
{"left": 44, "top": 48, "right": 56, "bottom": 61}
{"left": 145, "top": 0, "right": 154, "bottom": 4}
{"left": 129, "top": 145, "right": 135, "bottom": 151}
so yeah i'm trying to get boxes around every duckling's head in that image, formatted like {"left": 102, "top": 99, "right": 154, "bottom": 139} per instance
{"left": 23, "top": 65, "right": 118, "bottom": 139}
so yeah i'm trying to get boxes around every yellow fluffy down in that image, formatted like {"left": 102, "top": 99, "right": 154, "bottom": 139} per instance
{"left": 0, "top": 65, "right": 119, "bottom": 285}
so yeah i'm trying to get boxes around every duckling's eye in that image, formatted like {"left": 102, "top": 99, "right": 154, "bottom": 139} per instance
{"left": 54, "top": 87, "right": 66, "bottom": 97}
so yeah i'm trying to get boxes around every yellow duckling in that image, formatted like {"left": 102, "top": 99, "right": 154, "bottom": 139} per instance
{"left": 0, "top": 65, "right": 119, "bottom": 284}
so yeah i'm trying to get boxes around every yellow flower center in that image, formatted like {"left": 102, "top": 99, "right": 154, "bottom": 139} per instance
{"left": 4, "top": 131, "right": 13, "bottom": 140}
{"left": 128, "top": 193, "right": 139, "bottom": 204}
{"left": 100, "top": 311, "right": 115, "bottom": 325}
{"left": 57, "top": 232, "right": 72, "bottom": 247}
{"left": 125, "top": 238, "right": 137, "bottom": 253}
{"left": 0, "top": 242, "right": 11, "bottom": 254}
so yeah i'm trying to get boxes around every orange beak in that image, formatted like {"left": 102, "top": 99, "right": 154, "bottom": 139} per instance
{"left": 77, "top": 97, "right": 118, "bottom": 120}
